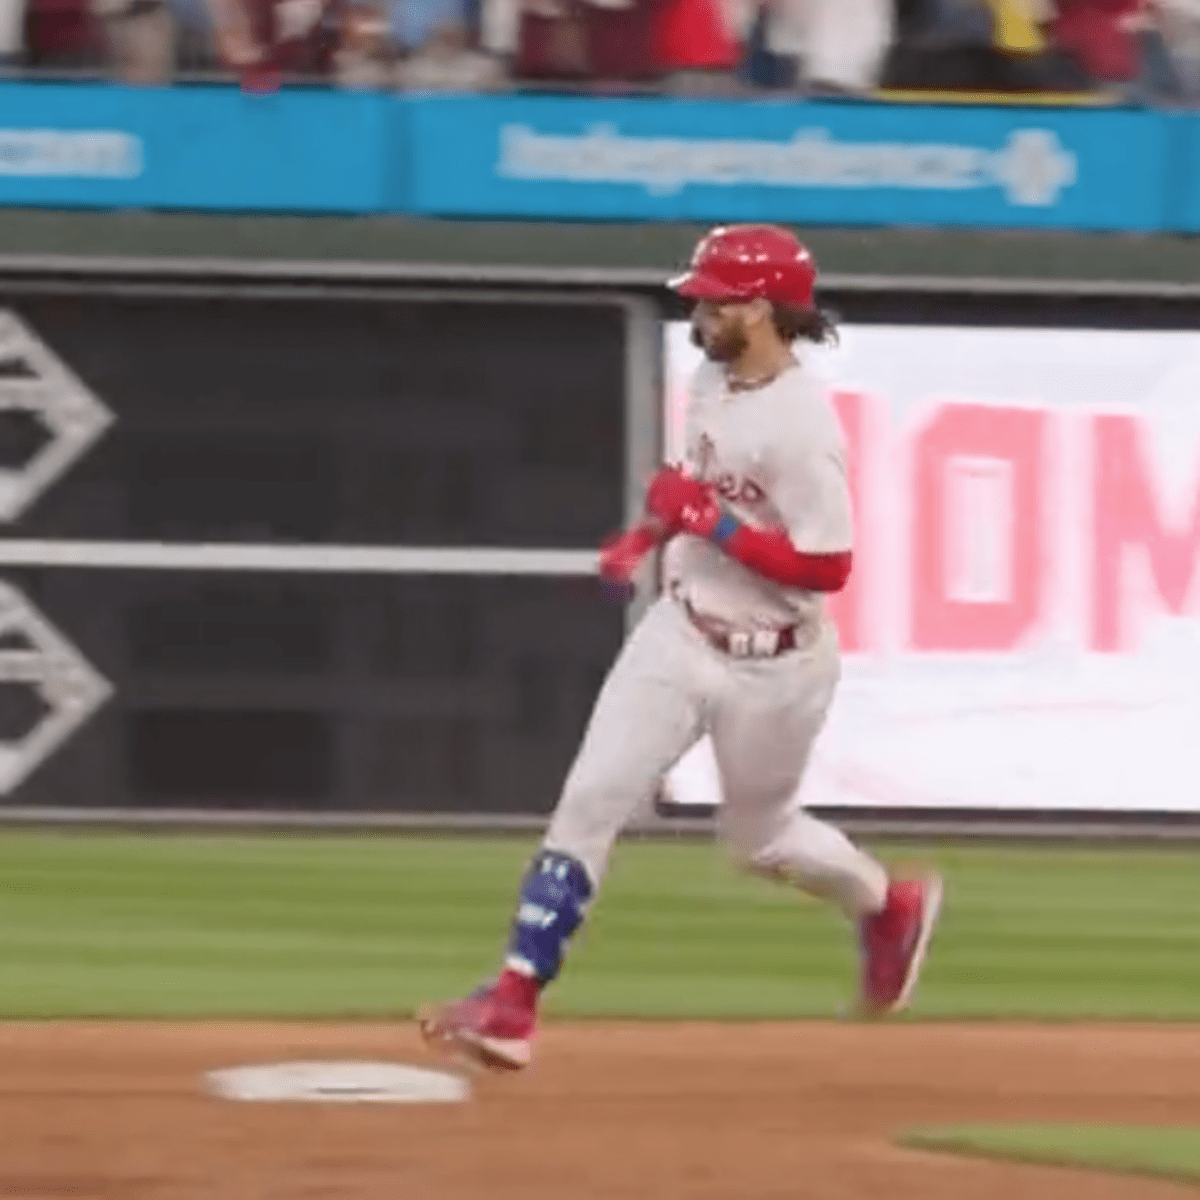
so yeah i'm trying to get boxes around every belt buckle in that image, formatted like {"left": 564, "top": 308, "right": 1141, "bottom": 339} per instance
{"left": 727, "top": 629, "right": 779, "bottom": 658}
{"left": 751, "top": 629, "right": 779, "bottom": 657}
{"left": 728, "top": 631, "right": 752, "bottom": 657}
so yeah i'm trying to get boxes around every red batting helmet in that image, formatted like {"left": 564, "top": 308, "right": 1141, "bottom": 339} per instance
{"left": 668, "top": 224, "right": 817, "bottom": 309}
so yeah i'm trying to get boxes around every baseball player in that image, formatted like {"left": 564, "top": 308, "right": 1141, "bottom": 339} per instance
{"left": 419, "top": 225, "right": 942, "bottom": 1071}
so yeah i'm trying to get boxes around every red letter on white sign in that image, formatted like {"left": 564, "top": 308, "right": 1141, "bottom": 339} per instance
{"left": 911, "top": 403, "right": 1047, "bottom": 651}
{"left": 827, "top": 390, "right": 867, "bottom": 652}
{"left": 1091, "top": 413, "right": 1200, "bottom": 651}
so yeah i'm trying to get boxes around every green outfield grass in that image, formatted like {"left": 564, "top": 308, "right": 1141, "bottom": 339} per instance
{"left": 902, "top": 1125, "right": 1200, "bottom": 1187}
{"left": 0, "top": 831, "right": 1198, "bottom": 1019}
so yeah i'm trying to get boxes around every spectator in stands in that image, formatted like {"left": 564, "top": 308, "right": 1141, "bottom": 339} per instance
{"left": 653, "top": 0, "right": 742, "bottom": 93}
{"left": 0, "top": 0, "right": 23, "bottom": 65}
{"left": 168, "top": 0, "right": 223, "bottom": 69}
{"left": 23, "top": 0, "right": 100, "bottom": 68}
{"left": 204, "top": 0, "right": 340, "bottom": 89}
{"left": 389, "top": 0, "right": 504, "bottom": 89}
{"left": 201, "top": 0, "right": 281, "bottom": 87}
{"left": 1049, "top": 0, "right": 1144, "bottom": 90}
{"left": 328, "top": 0, "right": 503, "bottom": 89}
{"left": 754, "top": 0, "right": 896, "bottom": 93}
{"left": 92, "top": 0, "right": 174, "bottom": 82}
{"left": 883, "top": 0, "right": 1093, "bottom": 92}
{"left": 491, "top": 0, "right": 662, "bottom": 89}
{"left": 395, "top": 23, "right": 504, "bottom": 88}
{"left": 1152, "top": 0, "right": 1200, "bottom": 98}
{"left": 15, "top": 0, "right": 1200, "bottom": 103}
{"left": 332, "top": 0, "right": 391, "bottom": 83}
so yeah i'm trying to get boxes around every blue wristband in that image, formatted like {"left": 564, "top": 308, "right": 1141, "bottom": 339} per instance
{"left": 710, "top": 513, "right": 740, "bottom": 545}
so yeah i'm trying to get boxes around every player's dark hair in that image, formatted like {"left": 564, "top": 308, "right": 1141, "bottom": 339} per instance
{"left": 772, "top": 303, "right": 840, "bottom": 347}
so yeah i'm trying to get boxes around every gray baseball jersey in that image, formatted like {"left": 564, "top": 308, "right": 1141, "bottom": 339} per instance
{"left": 665, "top": 357, "right": 854, "bottom": 632}
{"left": 542, "top": 355, "right": 885, "bottom": 920}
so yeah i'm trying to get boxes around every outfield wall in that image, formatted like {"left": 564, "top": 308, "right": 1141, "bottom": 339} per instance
{"left": 0, "top": 85, "right": 1190, "bottom": 234}
{"left": 0, "top": 258, "right": 1196, "bottom": 833}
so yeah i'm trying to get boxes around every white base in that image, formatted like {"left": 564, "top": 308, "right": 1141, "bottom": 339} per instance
{"left": 204, "top": 1061, "right": 471, "bottom": 1103}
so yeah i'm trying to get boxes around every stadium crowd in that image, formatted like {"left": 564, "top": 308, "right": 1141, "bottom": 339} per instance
{"left": 3, "top": 0, "right": 1198, "bottom": 103}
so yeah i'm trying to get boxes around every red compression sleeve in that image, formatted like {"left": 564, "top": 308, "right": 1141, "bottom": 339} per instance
{"left": 721, "top": 524, "right": 852, "bottom": 592}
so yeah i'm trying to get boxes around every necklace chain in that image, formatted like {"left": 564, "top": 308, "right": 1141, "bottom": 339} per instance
{"left": 725, "top": 356, "right": 797, "bottom": 392}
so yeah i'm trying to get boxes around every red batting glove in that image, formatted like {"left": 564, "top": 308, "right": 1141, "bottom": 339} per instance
{"left": 644, "top": 465, "right": 722, "bottom": 538}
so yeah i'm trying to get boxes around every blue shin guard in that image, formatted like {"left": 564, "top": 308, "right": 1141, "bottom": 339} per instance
{"left": 504, "top": 850, "right": 593, "bottom": 985}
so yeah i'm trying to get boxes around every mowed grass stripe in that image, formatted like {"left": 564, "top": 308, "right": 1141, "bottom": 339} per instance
{"left": 0, "top": 833, "right": 1197, "bottom": 1019}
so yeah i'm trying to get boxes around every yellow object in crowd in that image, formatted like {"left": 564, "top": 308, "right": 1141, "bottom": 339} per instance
{"left": 986, "top": 0, "right": 1046, "bottom": 52}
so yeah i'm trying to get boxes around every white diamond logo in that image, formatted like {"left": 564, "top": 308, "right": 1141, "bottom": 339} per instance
{"left": 0, "top": 310, "right": 114, "bottom": 521}
{"left": 990, "top": 129, "right": 1077, "bottom": 207}
{"left": 0, "top": 581, "right": 112, "bottom": 794}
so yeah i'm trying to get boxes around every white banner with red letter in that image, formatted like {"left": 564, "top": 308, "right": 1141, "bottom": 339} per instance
{"left": 662, "top": 322, "right": 1200, "bottom": 812}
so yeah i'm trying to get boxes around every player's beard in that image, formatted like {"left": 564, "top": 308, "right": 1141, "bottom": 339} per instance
{"left": 691, "top": 317, "right": 749, "bottom": 363}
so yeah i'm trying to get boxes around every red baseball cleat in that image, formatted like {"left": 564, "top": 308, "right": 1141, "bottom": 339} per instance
{"left": 858, "top": 874, "right": 943, "bottom": 1017}
{"left": 418, "top": 969, "right": 538, "bottom": 1071}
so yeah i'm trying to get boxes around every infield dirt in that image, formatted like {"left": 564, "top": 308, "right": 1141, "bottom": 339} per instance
{"left": 1, "top": 1020, "right": 1198, "bottom": 1199}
